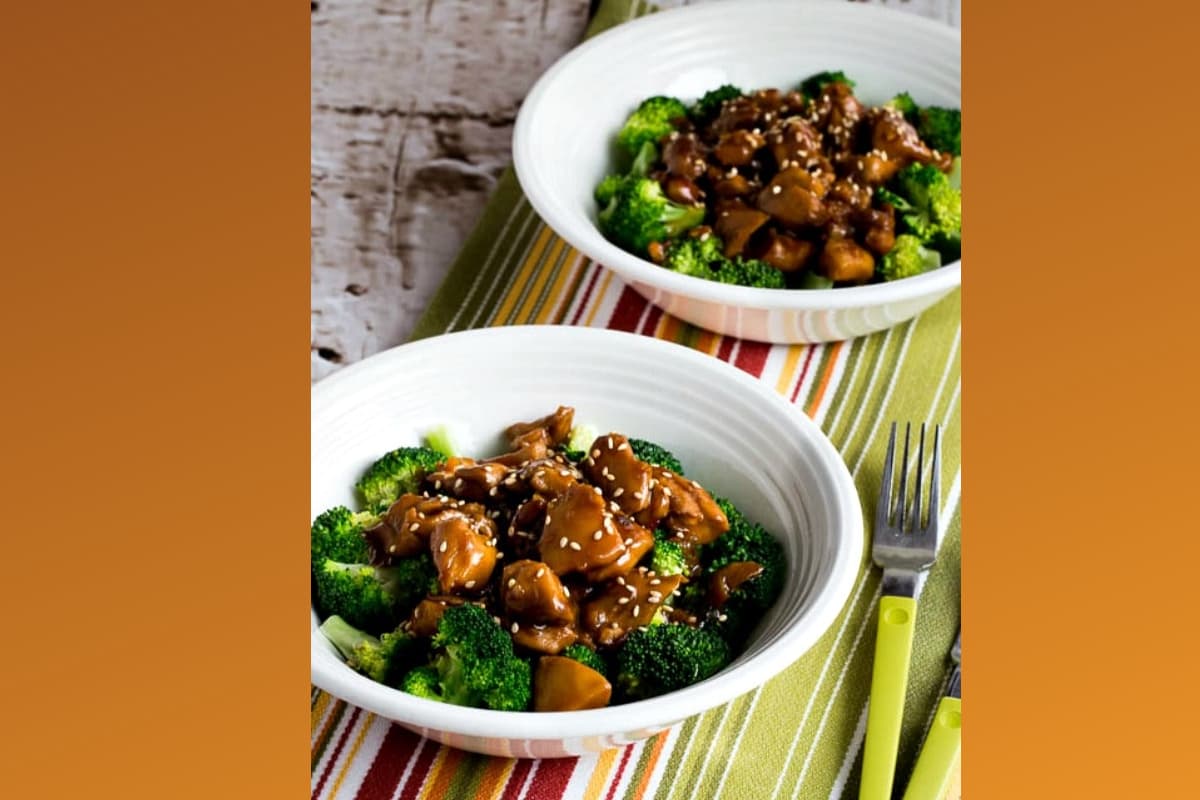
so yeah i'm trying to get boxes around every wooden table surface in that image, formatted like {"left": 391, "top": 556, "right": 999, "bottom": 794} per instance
{"left": 311, "top": 3, "right": 962, "bottom": 796}
{"left": 310, "top": 0, "right": 960, "bottom": 381}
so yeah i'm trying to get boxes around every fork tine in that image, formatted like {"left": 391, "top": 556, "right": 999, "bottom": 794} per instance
{"left": 912, "top": 422, "right": 925, "bottom": 531}
{"left": 926, "top": 425, "right": 941, "bottom": 536}
{"left": 896, "top": 423, "right": 911, "bottom": 530}
{"left": 876, "top": 422, "right": 897, "bottom": 530}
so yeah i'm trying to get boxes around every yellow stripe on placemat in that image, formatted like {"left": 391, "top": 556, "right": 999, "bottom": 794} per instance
{"left": 513, "top": 235, "right": 568, "bottom": 323}
{"left": 491, "top": 225, "right": 555, "bottom": 324}
{"left": 328, "top": 712, "right": 375, "bottom": 797}
{"left": 774, "top": 346, "right": 806, "bottom": 396}
{"left": 582, "top": 746, "right": 621, "bottom": 800}
{"left": 532, "top": 250, "right": 586, "bottom": 324}
{"left": 583, "top": 270, "right": 617, "bottom": 327}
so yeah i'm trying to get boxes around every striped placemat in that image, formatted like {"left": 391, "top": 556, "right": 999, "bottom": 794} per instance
{"left": 311, "top": 2, "right": 962, "bottom": 798}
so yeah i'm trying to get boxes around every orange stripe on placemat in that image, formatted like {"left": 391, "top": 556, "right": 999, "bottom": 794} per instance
{"left": 583, "top": 271, "right": 617, "bottom": 327}
{"left": 693, "top": 329, "right": 718, "bottom": 356}
{"left": 628, "top": 733, "right": 670, "bottom": 800}
{"left": 476, "top": 758, "right": 516, "bottom": 800}
{"left": 805, "top": 340, "right": 843, "bottom": 415}
{"left": 328, "top": 713, "right": 376, "bottom": 797}
{"left": 581, "top": 747, "right": 620, "bottom": 800}
{"left": 492, "top": 225, "right": 554, "bottom": 323}
{"left": 311, "top": 691, "right": 333, "bottom": 737}
{"left": 418, "top": 746, "right": 465, "bottom": 800}
{"left": 514, "top": 235, "right": 567, "bottom": 323}
{"left": 774, "top": 346, "right": 806, "bottom": 396}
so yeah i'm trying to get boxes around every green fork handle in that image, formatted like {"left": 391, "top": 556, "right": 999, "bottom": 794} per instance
{"left": 901, "top": 695, "right": 962, "bottom": 800}
{"left": 859, "top": 594, "right": 917, "bottom": 800}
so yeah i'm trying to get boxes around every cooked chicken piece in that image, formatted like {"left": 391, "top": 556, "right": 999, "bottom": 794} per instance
{"left": 538, "top": 482, "right": 626, "bottom": 576}
{"left": 581, "top": 432, "right": 652, "bottom": 515}
{"left": 501, "top": 559, "right": 575, "bottom": 626}
{"left": 820, "top": 237, "right": 876, "bottom": 284}
{"left": 533, "top": 656, "right": 612, "bottom": 711}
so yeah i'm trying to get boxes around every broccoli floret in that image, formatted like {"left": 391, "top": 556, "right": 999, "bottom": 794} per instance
{"left": 629, "top": 140, "right": 659, "bottom": 177}
{"left": 891, "top": 164, "right": 962, "bottom": 244}
{"left": 914, "top": 106, "right": 961, "bottom": 156}
{"left": 650, "top": 528, "right": 688, "bottom": 577}
{"left": 879, "top": 234, "right": 942, "bottom": 282}
{"left": 422, "top": 426, "right": 458, "bottom": 459}
{"left": 691, "top": 84, "right": 743, "bottom": 121}
{"left": 400, "top": 665, "right": 444, "bottom": 701}
{"left": 799, "top": 70, "right": 856, "bottom": 97}
{"left": 628, "top": 438, "right": 684, "bottom": 474}
{"left": 422, "top": 604, "right": 533, "bottom": 711}
{"left": 561, "top": 643, "right": 608, "bottom": 678}
{"left": 885, "top": 92, "right": 918, "bottom": 116}
{"left": 616, "top": 96, "right": 688, "bottom": 156}
{"left": 615, "top": 624, "right": 730, "bottom": 700}
{"left": 711, "top": 256, "right": 786, "bottom": 289}
{"left": 704, "top": 499, "right": 786, "bottom": 648}
{"left": 314, "top": 554, "right": 436, "bottom": 634}
{"left": 320, "top": 615, "right": 427, "bottom": 686}
{"left": 310, "top": 505, "right": 377, "bottom": 568}
{"left": 595, "top": 174, "right": 624, "bottom": 208}
{"left": 356, "top": 446, "right": 445, "bottom": 512}
{"left": 661, "top": 235, "right": 723, "bottom": 280}
{"left": 599, "top": 177, "right": 705, "bottom": 255}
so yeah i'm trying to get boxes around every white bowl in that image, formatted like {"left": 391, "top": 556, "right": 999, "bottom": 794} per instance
{"left": 311, "top": 326, "right": 863, "bottom": 757}
{"left": 512, "top": 0, "right": 961, "bottom": 344}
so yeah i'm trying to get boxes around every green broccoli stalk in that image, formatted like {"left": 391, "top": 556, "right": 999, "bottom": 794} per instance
{"left": 616, "top": 96, "right": 688, "bottom": 156}
{"left": 356, "top": 446, "right": 446, "bottom": 512}
{"left": 403, "top": 604, "right": 532, "bottom": 711}
{"left": 561, "top": 424, "right": 599, "bottom": 463}
{"left": 320, "top": 615, "right": 427, "bottom": 687}
{"left": 422, "top": 426, "right": 458, "bottom": 459}
{"left": 314, "top": 552, "right": 438, "bottom": 634}
{"left": 310, "top": 505, "right": 378, "bottom": 568}
{"left": 615, "top": 624, "right": 731, "bottom": 700}
{"left": 598, "top": 177, "right": 705, "bottom": 255}
{"left": 561, "top": 643, "right": 608, "bottom": 678}
{"left": 649, "top": 528, "right": 688, "bottom": 578}
{"left": 690, "top": 84, "right": 743, "bottom": 122}
{"left": 879, "top": 235, "right": 942, "bottom": 282}
{"left": 888, "top": 164, "right": 962, "bottom": 248}
{"left": 799, "top": 70, "right": 856, "bottom": 97}
{"left": 629, "top": 140, "right": 659, "bottom": 177}
{"left": 628, "top": 438, "right": 684, "bottom": 474}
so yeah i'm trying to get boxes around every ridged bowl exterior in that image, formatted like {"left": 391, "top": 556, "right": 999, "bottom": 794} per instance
{"left": 513, "top": 0, "right": 961, "bottom": 343}
{"left": 311, "top": 327, "right": 863, "bottom": 757}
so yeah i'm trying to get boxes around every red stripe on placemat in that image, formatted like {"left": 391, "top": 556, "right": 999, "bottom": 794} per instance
{"left": 569, "top": 264, "right": 603, "bottom": 326}
{"left": 499, "top": 758, "right": 535, "bottom": 800}
{"left": 603, "top": 745, "right": 636, "bottom": 800}
{"left": 354, "top": 725, "right": 422, "bottom": 800}
{"left": 638, "top": 302, "right": 664, "bottom": 337}
{"left": 396, "top": 738, "right": 438, "bottom": 800}
{"left": 607, "top": 286, "right": 648, "bottom": 332}
{"left": 312, "top": 707, "right": 361, "bottom": 800}
{"left": 715, "top": 337, "right": 736, "bottom": 362}
{"left": 524, "top": 758, "right": 577, "bottom": 800}
{"left": 790, "top": 346, "right": 818, "bottom": 403}
{"left": 733, "top": 339, "right": 771, "bottom": 378}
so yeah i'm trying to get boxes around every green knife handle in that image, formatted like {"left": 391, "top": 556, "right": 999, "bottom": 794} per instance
{"left": 901, "top": 696, "right": 962, "bottom": 800}
{"left": 859, "top": 594, "right": 917, "bottom": 800}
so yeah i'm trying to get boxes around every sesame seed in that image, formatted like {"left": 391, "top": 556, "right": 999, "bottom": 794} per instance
{"left": 562, "top": 586, "right": 570, "bottom": 597}
{"left": 511, "top": 622, "right": 520, "bottom": 633}
{"left": 633, "top": 491, "right": 645, "bottom": 500}
{"left": 662, "top": 487, "right": 672, "bottom": 498}
{"left": 455, "top": 479, "right": 464, "bottom": 491}
{"left": 607, "top": 437, "right": 614, "bottom": 449}
{"left": 649, "top": 578, "right": 661, "bottom": 585}
{"left": 388, "top": 544, "right": 397, "bottom": 553}
{"left": 434, "top": 479, "right": 442, "bottom": 489}
{"left": 465, "top": 580, "right": 476, "bottom": 589}
{"left": 617, "top": 597, "right": 630, "bottom": 605}
{"left": 496, "top": 551, "right": 504, "bottom": 559}
{"left": 624, "top": 538, "right": 633, "bottom": 546}
{"left": 718, "top": 613, "right": 728, "bottom": 622}
{"left": 632, "top": 605, "right": 640, "bottom": 616}
{"left": 489, "top": 487, "right": 498, "bottom": 497}
{"left": 593, "top": 487, "right": 603, "bottom": 495}
{"left": 569, "top": 541, "right": 582, "bottom": 551}
{"left": 729, "top": 167, "right": 739, "bottom": 177}
{"left": 535, "top": 568, "right": 545, "bottom": 578}
{"left": 593, "top": 530, "right": 603, "bottom": 540}
{"left": 613, "top": 488, "right": 624, "bottom": 497}
{"left": 591, "top": 449, "right": 600, "bottom": 458}
{"left": 438, "top": 541, "right": 447, "bottom": 552}
{"left": 408, "top": 523, "right": 420, "bottom": 532}
{"left": 559, "top": 469, "right": 571, "bottom": 477}
{"left": 616, "top": 576, "right": 626, "bottom": 585}
{"left": 648, "top": 592, "right": 662, "bottom": 603}
{"left": 627, "top": 584, "right": 638, "bottom": 594}
{"left": 559, "top": 536, "right": 569, "bottom": 548}
{"left": 772, "top": 185, "right": 781, "bottom": 195}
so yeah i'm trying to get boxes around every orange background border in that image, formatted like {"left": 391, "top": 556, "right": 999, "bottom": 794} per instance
{"left": 1, "top": 1, "right": 1196, "bottom": 797}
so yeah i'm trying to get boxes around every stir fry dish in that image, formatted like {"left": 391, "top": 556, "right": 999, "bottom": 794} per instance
{"left": 312, "top": 406, "right": 786, "bottom": 711}
{"left": 594, "top": 71, "right": 962, "bottom": 289}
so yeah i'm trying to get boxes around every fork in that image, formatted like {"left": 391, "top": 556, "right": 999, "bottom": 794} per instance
{"left": 901, "top": 630, "right": 962, "bottom": 800}
{"left": 858, "top": 422, "right": 941, "bottom": 800}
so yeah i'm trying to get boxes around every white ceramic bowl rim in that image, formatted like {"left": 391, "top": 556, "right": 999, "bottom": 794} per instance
{"left": 512, "top": 0, "right": 961, "bottom": 312}
{"left": 311, "top": 326, "right": 863, "bottom": 740}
